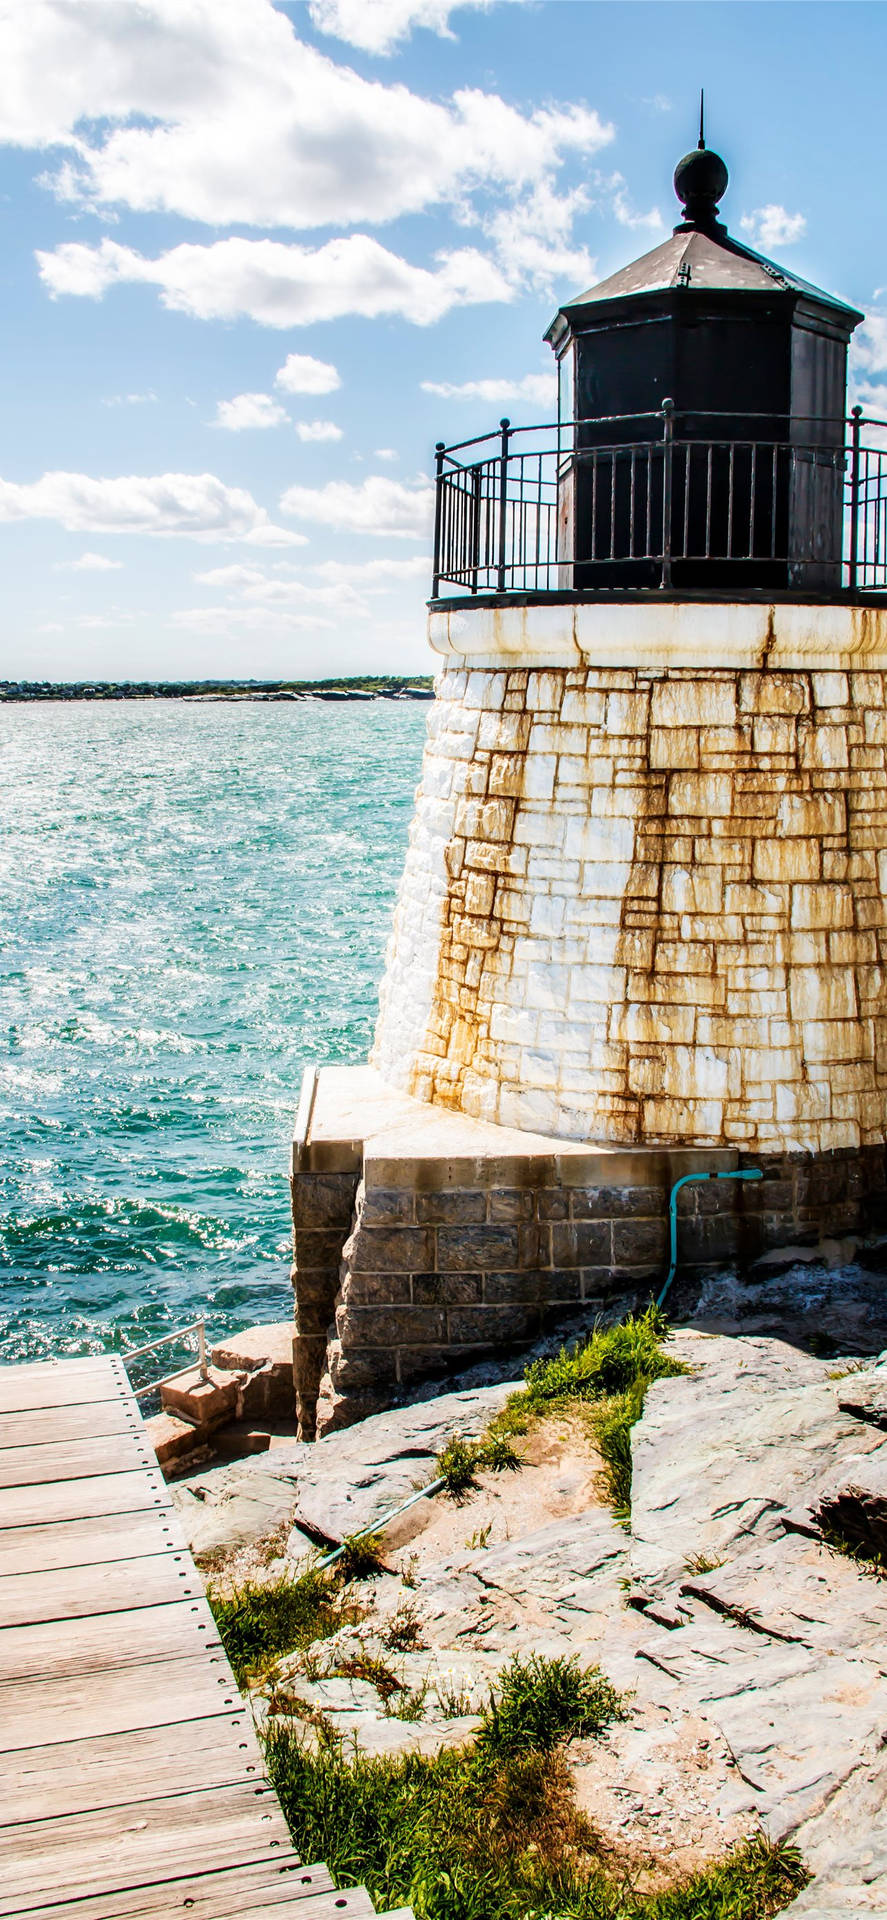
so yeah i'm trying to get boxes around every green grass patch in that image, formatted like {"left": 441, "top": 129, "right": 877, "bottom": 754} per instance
{"left": 208, "top": 1566, "right": 355, "bottom": 1686}
{"left": 521, "top": 1304, "right": 685, "bottom": 1408}
{"left": 264, "top": 1655, "right": 806, "bottom": 1920}
{"left": 482, "top": 1306, "right": 687, "bottom": 1517}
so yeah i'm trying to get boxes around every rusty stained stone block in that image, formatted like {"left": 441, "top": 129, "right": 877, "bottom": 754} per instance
{"left": 652, "top": 678, "right": 737, "bottom": 729}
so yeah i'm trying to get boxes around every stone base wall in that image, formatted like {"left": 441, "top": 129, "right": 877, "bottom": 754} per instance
{"left": 291, "top": 1076, "right": 887, "bottom": 1434}
{"left": 291, "top": 1169, "right": 359, "bottom": 1440}
{"left": 372, "top": 661, "right": 887, "bottom": 1153}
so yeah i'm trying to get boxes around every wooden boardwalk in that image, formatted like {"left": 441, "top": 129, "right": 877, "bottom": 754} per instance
{"left": 0, "top": 1356, "right": 393, "bottom": 1920}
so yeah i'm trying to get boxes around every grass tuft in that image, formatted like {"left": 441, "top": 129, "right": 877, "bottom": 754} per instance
{"left": 435, "top": 1428, "right": 522, "bottom": 1500}
{"left": 477, "top": 1652, "right": 625, "bottom": 1755}
{"left": 436, "top": 1434, "right": 482, "bottom": 1498}
{"left": 337, "top": 1532, "right": 385, "bottom": 1580}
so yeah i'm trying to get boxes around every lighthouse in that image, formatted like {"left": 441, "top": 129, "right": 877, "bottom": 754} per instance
{"left": 292, "top": 132, "right": 887, "bottom": 1436}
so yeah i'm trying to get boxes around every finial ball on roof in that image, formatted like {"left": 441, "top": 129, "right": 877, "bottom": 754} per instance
{"left": 673, "top": 145, "right": 729, "bottom": 229}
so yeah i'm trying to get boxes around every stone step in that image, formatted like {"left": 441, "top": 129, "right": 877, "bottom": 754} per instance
{"left": 159, "top": 1365, "right": 244, "bottom": 1431}
{"left": 211, "top": 1322, "right": 297, "bottom": 1419}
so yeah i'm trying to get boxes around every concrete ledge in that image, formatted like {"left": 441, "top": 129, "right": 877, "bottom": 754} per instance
{"left": 296, "top": 1065, "right": 741, "bottom": 1183}
{"left": 428, "top": 598, "right": 887, "bottom": 670}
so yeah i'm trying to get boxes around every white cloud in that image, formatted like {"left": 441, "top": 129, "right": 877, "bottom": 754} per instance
{"left": 102, "top": 391, "right": 157, "bottom": 407}
{"left": 189, "top": 558, "right": 369, "bottom": 621}
{"left": 739, "top": 205, "right": 807, "bottom": 249}
{"left": 241, "top": 524, "right": 308, "bottom": 549}
{"left": 481, "top": 180, "right": 597, "bottom": 293}
{"left": 849, "top": 316, "right": 887, "bottom": 427}
{"left": 0, "top": 468, "right": 303, "bottom": 544}
{"left": 38, "top": 234, "right": 513, "bottom": 328}
{"left": 374, "top": 448, "right": 398, "bottom": 461}
{"left": 57, "top": 550, "right": 123, "bottom": 571}
{"left": 296, "top": 420, "right": 343, "bottom": 443}
{"left": 214, "top": 391, "right": 288, "bottom": 431}
{"left": 280, "top": 474, "right": 434, "bottom": 539}
{"left": 421, "top": 372, "right": 556, "bottom": 406}
{"left": 606, "top": 174, "right": 664, "bottom": 233}
{"left": 9, "top": 3, "right": 612, "bottom": 234}
{"left": 853, "top": 315, "right": 887, "bottom": 377}
{"left": 275, "top": 353, "right": 341, "bottom": 396}
{"left": 307, "top": 0, "right": 521, "bottom": 56}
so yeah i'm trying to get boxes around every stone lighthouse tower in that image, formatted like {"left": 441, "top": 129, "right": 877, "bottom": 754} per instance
{"left": 292, "top": 133, "right": 887, "bottom": 1436}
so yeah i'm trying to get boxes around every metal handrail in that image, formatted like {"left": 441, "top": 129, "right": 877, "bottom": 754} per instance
{"left": 437, "top": 407, "right": 887, "bottom": 462}
{"left": 431, "top": 402, "right": 887, "bottom": 600}
{"left": 122, "top": 1319, "right": 210, "bottom": 1399}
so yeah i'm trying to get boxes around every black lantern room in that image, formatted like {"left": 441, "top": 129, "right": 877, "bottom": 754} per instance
{"left": 545, "top": 125, "right": 863, "bottom": 593}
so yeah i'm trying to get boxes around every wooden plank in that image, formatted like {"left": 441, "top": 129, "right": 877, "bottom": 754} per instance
{"left": 0, "top": 1468, "right": 171, "bottom": 1529}
{"left": 0, "top": 1430, "right": 156, "bottom": 1488}
{"left": 0, "top": 1551, "right": 206, "bottom": 1628}
{"left": 0, "top": 1783, "right": 296, "bottom": 1914}
{"left": 0, "top": 1597, "right": 222, "bottom": 1684}
{"left": 0, "top": 1714, "right": 267, "bottom": 1824}
{"left": 16, "top": 1863, "right": 336, "bottom": 1920}
{"left": 0, "top": 1362, "right": 130, "bottom": 1415}
{"left": 0, "top": 1509, "right": 189, "bottom": 1578}
{"left": 0, "top": 1398, "right": 143, "bottom": 1448}
{"left": 0, "top": 1650, "right": 243, "bottom": 1750}
{"left": 0, "top": 1357, "right": 123, "bottom": 1384}
{"left": 211, "top": 1893, "right": 374, "bottom": 1920}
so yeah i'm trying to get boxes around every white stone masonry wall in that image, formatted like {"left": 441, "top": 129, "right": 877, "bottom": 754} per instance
{"left": 372, "top": 663, "right": 887, "bottom": 1153}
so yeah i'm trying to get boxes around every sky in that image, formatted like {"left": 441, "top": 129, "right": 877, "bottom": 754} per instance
{"left": 1, "top": 0, "right": 886, "bottom": 683}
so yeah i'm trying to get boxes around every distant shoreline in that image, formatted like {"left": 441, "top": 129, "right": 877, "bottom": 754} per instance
{"left": 0, "top": 676, "right": 434, "bottom": 703}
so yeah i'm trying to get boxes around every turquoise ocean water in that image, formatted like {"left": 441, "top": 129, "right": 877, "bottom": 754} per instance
{"left": 0, "top": 700, "right": 426, "bottom": 1368}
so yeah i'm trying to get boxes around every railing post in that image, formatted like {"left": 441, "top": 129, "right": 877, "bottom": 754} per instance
{"left": 197, "top": 1319, "right": 209, "bottom": 1383}
{"left": 432, "top": 441, "right": 445, "bottom": 598}
{"left": 497, "top": 416, "right": 510, "bottom": 593}
{"left": 849, "top": 405, "right": 862, "bottom": 595}
{"left": 660, "top": 398, "right": 674, "bottom": 589}
{"left": 470, "top": 465, "right": 481, "bottom": 595}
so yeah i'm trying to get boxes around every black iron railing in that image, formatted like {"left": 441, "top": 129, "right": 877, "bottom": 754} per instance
{"left": 431, "top": 406, "right": 887, "bottom": 600}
